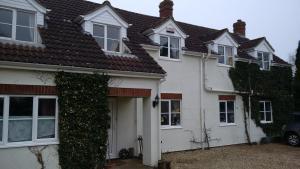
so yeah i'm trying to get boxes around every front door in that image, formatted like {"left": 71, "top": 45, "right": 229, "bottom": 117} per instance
{"left": 107, "top": 99, "right": 117, "bottom": 159}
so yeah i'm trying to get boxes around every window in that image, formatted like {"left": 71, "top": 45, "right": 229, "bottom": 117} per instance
{"left": 0, "top": 97, "right": 3, "bottom": 142}
{"left": 161, "top": 100, "right": 181, "bottom": 127}
{"left": 0, "top": 8, "right": 36, "bottom": 42}
{"left": 260, "top": 101, "right": 272, "bottom": 123}
{"left": 218, "top": 45, "right": 234, "bottom": 66}
{"left": 219, "top": 100, "right": 235, "bottom": 124}
{"left": 93, "top": 24, "right": 121, "bottom": 52}
{"left": 0, "top": 96, "right": 58, "bottom": 147}
{"left": 258, "top": 52, "right": 270, "bottom": 70}
{"left": 160, "top": 36, "right": 180, "bottom": 59}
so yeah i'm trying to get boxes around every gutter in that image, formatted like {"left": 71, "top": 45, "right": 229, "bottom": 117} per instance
{"left": 0, "top": 61, "right": 166, "bottom": 79}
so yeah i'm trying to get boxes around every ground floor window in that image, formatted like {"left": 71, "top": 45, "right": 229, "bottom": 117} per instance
{"left": 260, "top": 101, "right": 272, "bottom": 123}
{"left": 0, "top": 95, "right": 58, "bottom": 147}
{"left": 161, "top": 99, "right": 181, "bottom": 127}
{"left": 219, "top": 100, "right": 235, "bottom": 124}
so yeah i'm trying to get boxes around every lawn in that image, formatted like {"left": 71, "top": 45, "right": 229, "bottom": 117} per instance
{"left": 162, "top": 144, "right": 300, "bottom": 169}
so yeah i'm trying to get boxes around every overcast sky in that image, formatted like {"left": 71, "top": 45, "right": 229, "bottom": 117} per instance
{"left": 88, "top": 0, "right": 300, "bottom": 61}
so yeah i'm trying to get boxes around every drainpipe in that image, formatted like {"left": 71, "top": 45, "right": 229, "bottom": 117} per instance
{"left": 199, "top": 53, "right": 204, "bottom": 150}
{"left": 157, "top": 77, "right": 166, "bottom": 160}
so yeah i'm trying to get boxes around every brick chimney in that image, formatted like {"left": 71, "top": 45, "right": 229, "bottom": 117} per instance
{"left": 159, "top": 0, "right": 174, "bottom": 18}
{"left": 233, "top": 19, "right": 246, "bottom": 37}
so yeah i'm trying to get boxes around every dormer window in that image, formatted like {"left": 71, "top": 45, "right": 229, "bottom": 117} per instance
{"left": 218, "top": 45, "right": 234, "bottom": 66}
{"left": 0, "top": 8, "right": 36, "bottom": 42}
{"left": 258, "top": 51, "right": 270, "bottom": 70}
{"left": 160, "top": 36, "right": 180, "bottom": 59}
{"left": 93, "top": 24, "right": 121, "bottom": 52}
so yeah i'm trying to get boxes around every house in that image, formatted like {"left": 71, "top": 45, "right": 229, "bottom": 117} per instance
{"left": 0, "top": 0, "right": 290, "bottom": 168}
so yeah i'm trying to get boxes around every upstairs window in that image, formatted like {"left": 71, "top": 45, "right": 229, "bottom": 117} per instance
{"left": 160, "top": 36, "right": 180, "bottom": 59}
{"left": 258, "top": 52, "right": 270, "bottom": 70}
{"left": 260, "top": 101, "right": 272, "bottom": 123}
{"left": 0, "top": 8, "right": 36, "bottom": 42}
{"left": 93, "top": 24, "right": 121, "bottom": 52}
{"left": 218, "top": 45, "right": 234, "bottom": 66}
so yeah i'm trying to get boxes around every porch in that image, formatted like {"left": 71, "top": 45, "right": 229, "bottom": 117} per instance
{"left": 107, "top": 87, "right": 161, "bottom": 167}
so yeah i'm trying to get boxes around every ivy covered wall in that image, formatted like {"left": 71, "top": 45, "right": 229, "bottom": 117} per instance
{"left": 55, "top": 72, "right": 110, "bottom": 169}
{"left": 229, "top": 61, "right": 293, "bottom": 137}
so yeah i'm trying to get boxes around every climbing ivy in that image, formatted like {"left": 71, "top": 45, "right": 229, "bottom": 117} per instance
{"left": 55, "top": 72, "right": 110, "bottom": 169}
{"left": 229, "top": 61, "right": 293, "bottom": 137}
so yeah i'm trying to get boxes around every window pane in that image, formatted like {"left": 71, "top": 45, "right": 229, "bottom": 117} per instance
{"left": 160, "top": 47, "right": 168, "bottom": 57}
{"left": 9, "top": 97, "right": 33, "bottom": 117}
{"left": 266, "top": 111, "right": 272, "bottom": 121}
{"left": 171, "top": 100, "right": 180, "bottom": 113}
{"left": 0, "top": 98, "right": 3, "bottom": 117}
{"left": 161, "top": 101, "right": 169, "bottom": 113}
{"left": 218, "top": 46, "right": 224, "bottom": 55}
{"left": 0, "top": 23, "right": 12, "bottom": 38}
{"left": 107, "top": 26, "right": 120, "bottom": 40}
{"left": 107, "top": 39, "right": 120, "bottom": 52}
{"left": 265, "top": 102, "right": 271, "bottom": 111}
{"left": 0, "top": 9, "right": 13, "bottom": 24}
{"left": 227, "top": 113, "right": 234, "bottom": 123}
{"left": 226, "top": 47, "right": 233, "bottom": 56}
{"left": 264, "top": 62, "right": 270, "bottom": 70}
{"left": 227, "top": 101, "right": 234, "bottom": 113}
{"left": 171, "top": 113, "right": 180, "bottom": 126}
{"left": 160, "top": 37, "right": 168, "bottom": 48}
{"left": 260, "top": 111, "right": 265, "bottom": 121}
{"left": 8, "top": 120, "right": 32, "bottom": 142}
{"left": 16, "top": 26, "right": 34, "bottom": 42}
{"left": 38, "top": 119, "right": 55, "bottom": 139}
{"left": 95, "top": 37, "right": 104, "bottom": 49}
{"left": 93, "top": 25, "right": 104, "bottom": 37}
{"left": 170, "top": 49, "right": 179, "bottom": 59}
{"left": 161, "top": 114, "right": 169, "bottom": 125}
{"left": 219, "top": 102, "right": 225, "bottom": 113}
{"left": 8, "top": 97, "right": 33, "bottom": 142}
{"left": 220, "top": 113, "right": 226, "bottom": 123}
{"left": 38, "top": 99, "right": 56, "bottom": 117}
{"left": 17, "top": 11, "right": 35, "bottom": 27}
{"left": 263, "top": 53, "right": 269, "bottom": 61}
{"left": 0, "top": 98, "right": 3, "bottom": 142}
{"left": 170, "top": 37, "right": 179, "bottom": 49}
{"left": 259, "top": 102, "right": 264, "bottom": 112}
{"left": 218, "top": 55, "right": 225, "bottom": 64}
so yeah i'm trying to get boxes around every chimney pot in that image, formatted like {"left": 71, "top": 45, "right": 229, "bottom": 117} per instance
{"left": 159, "top": 0, "right": 174, "bottom": 18}
{"left": 233, "top": 19, "right": 246, "bottom": 37}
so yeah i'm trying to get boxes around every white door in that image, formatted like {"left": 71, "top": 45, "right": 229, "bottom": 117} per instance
{"left": 107, "top": 99, "right": 117, "bottom": 159}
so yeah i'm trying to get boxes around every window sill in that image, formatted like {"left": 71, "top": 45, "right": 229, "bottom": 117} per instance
{"left": 219, "top": 123, "right": 237, "bottom": 127}
{"left": 0, "top": 38, "right": 44, "bottom": 48}
{"left": 0, "top": 140, "right": 59, "bottom": 149}
{"left": 159, "top": 56, "right": 182, "bottom": 62}
{"left": 161, "top": 126, "right": 183, "bottom": 130}
{"left": 260, "top": 121, "right": 273, "bottom": 124}
{"left": 217, "top": 63, "right": 233, "bottom": 68}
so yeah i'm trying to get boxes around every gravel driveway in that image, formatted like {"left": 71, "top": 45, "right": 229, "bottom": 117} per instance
{"left": 162, "top": 144, "right": 300, "bottom": 169}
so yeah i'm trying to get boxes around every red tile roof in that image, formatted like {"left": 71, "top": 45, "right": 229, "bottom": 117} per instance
{"left": 0, "top": 0, "right": 289, "bottom": 73}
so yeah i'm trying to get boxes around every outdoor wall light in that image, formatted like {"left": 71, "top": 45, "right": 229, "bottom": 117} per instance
{"left": 152, "top": 95, "right": 160, "bottom": 108}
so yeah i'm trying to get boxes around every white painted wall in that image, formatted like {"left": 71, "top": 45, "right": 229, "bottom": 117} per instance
{"left": 0, "top": 145, "right": 59, "bottom": 169}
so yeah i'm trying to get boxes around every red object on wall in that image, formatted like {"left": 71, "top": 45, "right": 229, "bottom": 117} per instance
{"left": 219, "top": 95, "right": 236, "bottom": 100}
{"left": 161, "top": 93, "right": 182, "bottom": 100}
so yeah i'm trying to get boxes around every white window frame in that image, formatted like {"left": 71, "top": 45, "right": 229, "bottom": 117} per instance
{"left": 217, "top": 45, "right": 234, "bottom": 66}
{"left": 260, "top": 101, "right": 273, "bottom": 124}
{"left": 0, "top": 7, "right": 37, "bottom": 43}
{"left": 160, "top": 99, "right": 182, "bottom": 129}
{"left": 219, "top": 100, "right": 236, "bottom": 125}
{"left": 0, "top": 95, "right": 58, "bottom": 148}
{"left": 257, "top": 51, "right": 271, "bottom": 70}
{"left": 92, "top": 23, "right": 121, "bottom": 53}
{"left": 159, "top": 35, "right": 181, "bottom": 61}
{"left": 0, "top": 96, "right": 4, "bottom": 144}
